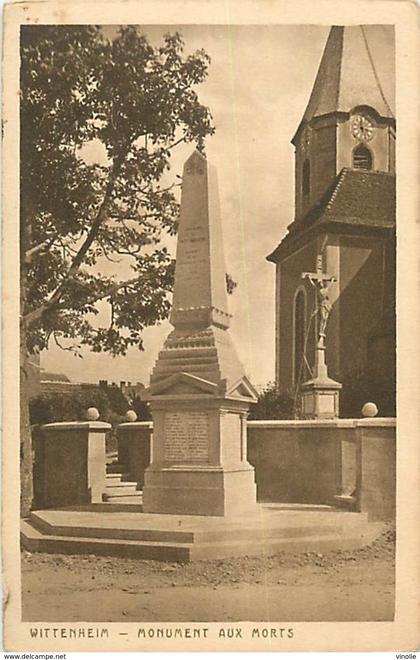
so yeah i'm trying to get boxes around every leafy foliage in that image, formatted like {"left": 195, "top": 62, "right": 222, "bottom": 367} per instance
{"left": 225, "top": 273, "right": 238, "bottom": 295}
{"left": 29, "top": 384, "right": 129, "bottom": 425}
{"left": 131, "top": 396, "right": 153, "bottom": 421}
{"left": 248, "top": 383, "right": 295, "bottom": 420}
{"left": 339, "top": 369, "right": 396, "bottom": 418}
{"left": 21, "top": 25, "right": 214, "bottom": 356}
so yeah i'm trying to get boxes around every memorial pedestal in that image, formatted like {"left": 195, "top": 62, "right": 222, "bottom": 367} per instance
{"left": 143, "top": 389, "right": 257, "bottom": 517}
{"left": 142, "top": 151, "right": 258, "bottom": 516}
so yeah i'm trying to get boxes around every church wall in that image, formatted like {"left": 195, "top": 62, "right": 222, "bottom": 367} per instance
{"left": 384, "top": 234, "right": 396, "bottom": 308}
{"left": 277, "top": 240, "right": 318, "bottom": 391}
{"left": 311, "top": 122, "right": 337, "bottom": 206}
{"left": 325, "top": 238, "right": 341, "bottom": 376}
{"left": 294, "top": 121, "right": 336, "bottom": 221}
{"left": 337, "top": 235, "right": 386, "bottom": 382}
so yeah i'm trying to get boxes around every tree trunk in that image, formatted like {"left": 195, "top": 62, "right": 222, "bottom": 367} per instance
{"left": 20, "top": 321, "right": 34, "bottom": 517}
{"left": 20, "top": 209, "right": 34, "bottom": 517}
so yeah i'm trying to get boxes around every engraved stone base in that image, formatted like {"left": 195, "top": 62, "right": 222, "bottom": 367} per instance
{"left": 143, "top": 465, "right": 257, "bottom": 517}
{"left": 142, "top": 399, "right": 257, "bottom": 517}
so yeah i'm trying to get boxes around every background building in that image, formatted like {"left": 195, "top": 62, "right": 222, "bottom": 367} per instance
{"left": 267, "top": 26, "right": 396, "bottom": 415}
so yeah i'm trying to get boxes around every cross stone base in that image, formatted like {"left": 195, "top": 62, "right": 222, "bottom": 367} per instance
{"left": 300, "top": 379, "right": 341, "bottom": 419}
{"left": 300, "top": 346, "right": 342, "bottom": 419}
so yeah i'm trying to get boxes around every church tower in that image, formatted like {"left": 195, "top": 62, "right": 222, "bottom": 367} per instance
{"left": 268, "top": 26, "right": 396, "bottom": 416}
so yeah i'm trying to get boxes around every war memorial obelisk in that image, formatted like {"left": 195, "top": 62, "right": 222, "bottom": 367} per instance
{"left": 142, "top": 150, "right": 258, "bottom": 516}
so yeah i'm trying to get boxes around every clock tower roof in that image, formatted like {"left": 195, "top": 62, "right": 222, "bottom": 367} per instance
{"left": 293, "top": 25, "right": 395, "bottom": 144}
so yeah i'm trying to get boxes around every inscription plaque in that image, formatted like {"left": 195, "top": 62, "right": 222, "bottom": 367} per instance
{"left": 175, "top": 224, "right": 209, "bottom": 302}
{"left": 164, "top": 412, "right": 209, "bottom": 463}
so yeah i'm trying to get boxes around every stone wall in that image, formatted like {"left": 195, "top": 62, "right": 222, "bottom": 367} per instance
{"left": 247, "top": 418, "right": 396, "bottom": 520}
{"left": 247, "top": 420, "right": 350, "bottom": 505}
{"left": 31, "top": 417, "right": 395, "bottom": 522}
{"left": 115, "top": 418, "right": 395, "bottom": 521}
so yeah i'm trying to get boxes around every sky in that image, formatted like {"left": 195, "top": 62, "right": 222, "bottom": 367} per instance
{"left": 42, "top": 24, "right": 394, "bottom": 390}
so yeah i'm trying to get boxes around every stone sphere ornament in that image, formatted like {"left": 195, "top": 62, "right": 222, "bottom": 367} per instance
{"left": 85, "top": 407, "right": 100, "bottom": 421}
{"left": 125, "top": 409, "right": 138, "bottom": 422}
{"left": 361, "top": 402, "right": 378, "bottom": 418}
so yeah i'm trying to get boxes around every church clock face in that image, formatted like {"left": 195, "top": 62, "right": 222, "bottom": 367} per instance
{"left": 351, "top": 115, "right": 375, "bottom": 142}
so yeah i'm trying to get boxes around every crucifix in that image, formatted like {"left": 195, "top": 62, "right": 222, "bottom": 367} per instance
{"left": 302, "top": 254, "right": 336, "bottom": 346}
{"left": 299, "top": 254, "right": 341, "bottom": 421}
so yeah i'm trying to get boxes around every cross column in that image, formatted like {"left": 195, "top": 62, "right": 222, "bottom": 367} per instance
{"left": 299, "top": 254, "right": 342, "bottom": 419}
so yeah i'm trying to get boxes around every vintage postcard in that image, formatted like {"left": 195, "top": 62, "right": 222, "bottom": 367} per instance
{"left": 2, "top": 0, "right": 419, "bottom": 653}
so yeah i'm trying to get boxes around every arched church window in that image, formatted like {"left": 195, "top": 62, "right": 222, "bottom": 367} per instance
{"left": 294, "top": 289, "right": 306, "bottom": 385}
{"left": 302, "top": 159, "right": 310, "bottom": 197}
{"left": 353, "top": 144, "right": 372, "bottom": 170}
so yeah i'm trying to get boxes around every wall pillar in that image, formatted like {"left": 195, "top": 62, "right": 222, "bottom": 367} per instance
{"left": 35, "top": 421, "right": 110, "bottom": 509}
{"left": 117, "top": 421, "right": 152, "bottom": 488}
{"left": 355, "top": 419, "right": 396, "bottom": 520}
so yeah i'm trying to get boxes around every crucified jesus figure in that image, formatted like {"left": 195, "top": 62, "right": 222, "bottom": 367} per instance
{"left": 302, "top": 266, "right": 336, "bottom": 340}
{"left": 314, "top": 279, "right": 334, "bottom": 337}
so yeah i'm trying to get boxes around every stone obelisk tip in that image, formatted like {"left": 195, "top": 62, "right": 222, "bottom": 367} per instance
{"left": 170, "top": 150, "right": 230, "bottom": 330}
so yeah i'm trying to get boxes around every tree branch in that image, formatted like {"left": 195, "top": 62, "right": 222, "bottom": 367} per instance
{"left": 23, "top": 275, "right": 142, "bottom": 329}
{"left": 166, "top": 135, "right": 188, "bottom": 152}
{"left": 53, "top": 331, "right": 81, "bottom": 353}
{"left": 22, "top": 157, "right": 124, "bottom": 328}
{"left": 25, "top": 235, "right": 59, "bottom": 263}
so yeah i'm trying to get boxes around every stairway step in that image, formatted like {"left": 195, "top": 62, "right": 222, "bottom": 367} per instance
{"left": 103, "top": 495, "right": 143, "bottom": 504}
{"left": 21, "top": 520, "right": 191, "bottom": 562}
{"left": 21, "top": 518, "right": 382, "bottom": 563}
{"left": 189, "top": 531, "right": 380, "bottom": 560}
{"left": 105, "top": 473, "right": 131, "bottom": 482}
{"left": 106, "top": 463, "right": 127, "bottom": 474}
{"left": 105, "top": 485, "right": 139, "bottom": 497}
{"left": 28, "top": 511, "right": 371, "bottom": 544}
{"left": 30, "top": 511, "right": 192, "bottom": 542}
{"left": 106, "top": 480, "right": 137, "bottom": 487}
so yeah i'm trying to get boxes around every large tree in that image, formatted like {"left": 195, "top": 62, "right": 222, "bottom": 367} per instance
{"left": 20, "top": 25, "right": 214, "bottom": 515}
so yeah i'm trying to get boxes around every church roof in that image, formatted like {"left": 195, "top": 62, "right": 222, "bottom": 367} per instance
{"left": 311, "top": 168, "right": 395, "bottom": 228}
{"left": 267, "top": 168, "right": 395, "bottom": 262}
{"left": 293, "top": 25, "right": 395, "bottom": 142}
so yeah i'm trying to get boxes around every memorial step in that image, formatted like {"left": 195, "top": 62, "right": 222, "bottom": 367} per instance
{"left": 20, "top": 505, "right": 385, "bottom": 562}
{"left": 20, "top": 520, "right": 382, "bottom": 563}
{"left": 20, "top": 520, "right": 191, "bottom": 562}
{"left": 27, "top": 510, "right": 367, "bottom": 544}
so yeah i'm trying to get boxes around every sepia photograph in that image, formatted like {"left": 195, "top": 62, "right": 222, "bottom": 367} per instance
{"left": 2, "top": 0, "right": 419, "bottom": 653}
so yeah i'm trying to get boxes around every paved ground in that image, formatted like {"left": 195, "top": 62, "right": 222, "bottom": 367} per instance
{"left": 21, "top": 526, "right": 395, "bottom": 622}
